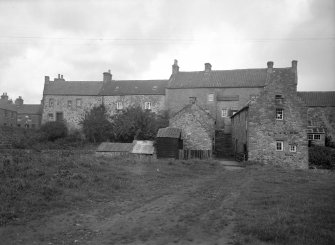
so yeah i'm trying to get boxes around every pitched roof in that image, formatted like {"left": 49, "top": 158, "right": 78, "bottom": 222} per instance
{"left": 131, "top": 140, "right": 155, "bottom": 155}
{"left": 168, "top": 69, "right": 268, "bottom": 88}
{"left": 43, "top": 81, "right": 103, "bottom": 96}
{"left": 157, "top": 127, "right": 182, "bottom": 138}
{"left": 297, "top": 92, "right": 335, "bottom": 107}
{"left": 96, "top": 142, "right": 133, "bottom": 152}
{"left": 99, "top": 80, "right": 168, "bottom": 96}
{"left": 0, "top": 101, "right": 17, "bottom": 111}
{"left": 17, "top": 104, "right": 42, "bottom": 115}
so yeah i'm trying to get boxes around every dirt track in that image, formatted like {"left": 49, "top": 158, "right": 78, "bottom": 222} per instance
{"left": 1, "top": 161, "right": 245, "bottom": 245}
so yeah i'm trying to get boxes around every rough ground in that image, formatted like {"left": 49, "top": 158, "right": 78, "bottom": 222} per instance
{"left": 0, "top": 158, "right": 244, "bottom": 245}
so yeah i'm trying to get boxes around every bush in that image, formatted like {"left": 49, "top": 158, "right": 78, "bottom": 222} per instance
{"left": 40, "top": 121, "right": 68, "bottom": 141}
{"left": 309, "top": 145, "right": 335, "bottom": 170}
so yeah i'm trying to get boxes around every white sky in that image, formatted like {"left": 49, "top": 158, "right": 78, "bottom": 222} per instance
{"left": 0, "top": 0, "right": 334, "bottom": 104}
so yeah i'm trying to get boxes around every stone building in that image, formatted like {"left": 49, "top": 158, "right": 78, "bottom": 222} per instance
{"left": 15, "top": 96, "right": 42, "bottom": 129}
{"left": 231, "top": 61, "right": 309, "bottom": 168}
{"left": 169, "top": 101, "right": 215, "bottom": 151}
{"left": 0, "top": 93, "right": 17, "bottom": 127}
{"left": 41, "top": 72, "right": 168, "bottom": 130}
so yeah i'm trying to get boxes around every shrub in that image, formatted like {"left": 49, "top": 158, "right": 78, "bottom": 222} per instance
{"left": 40, "top": 121, "right": 68, "bottom": 141}
{"left": 309, "top": 145, "right": 335, "bottom": 170}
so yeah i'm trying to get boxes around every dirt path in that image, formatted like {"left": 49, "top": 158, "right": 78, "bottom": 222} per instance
{"left": 1, "top": 165, "right": 247, "bottom": 245}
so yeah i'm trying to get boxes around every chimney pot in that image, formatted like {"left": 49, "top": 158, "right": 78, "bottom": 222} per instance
{"left": 61, "top": 75, "right": 63, "bottom": 79}
{"left": 205, "top": 63, "right": 212, "bottom": 72}
{"left": 267, "top": 61, "right": 274, "bottom": 68}
{"left": 45, "top": 76, "right": 50, "bottom": 83}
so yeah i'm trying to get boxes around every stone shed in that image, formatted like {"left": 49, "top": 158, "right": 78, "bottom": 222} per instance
{"left": 169, "top": 102, "right": 215, "bottom": 151}
{"left": 156, "top": 127, "right": 183, "bottom": 159}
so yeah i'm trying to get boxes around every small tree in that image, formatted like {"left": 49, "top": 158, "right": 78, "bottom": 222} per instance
{"left": 112, "top": 106, "right": 162, "bottom": 142}
{"left": 40, "top": 121, "right": 68, "bottom": 141}
{"left": 80, "top": 105, "right": 113, "bottom": 143}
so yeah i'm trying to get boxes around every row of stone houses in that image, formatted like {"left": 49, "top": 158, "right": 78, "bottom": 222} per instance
{"left": 0, "top": 93, "right": 42, "bottom": 129}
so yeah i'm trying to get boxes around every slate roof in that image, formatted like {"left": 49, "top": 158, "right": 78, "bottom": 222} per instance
{"left": 96, "top": 142, "right": 134, "bottom": 152}
{"left": 43, "top": 81, "right": 103, "bottom": 96}
{"left": 157, "top": 127, "right": 182, "bottom": 138}
{"left": 297, "top": 92, "right": 335, "bottom": 107}
{"left": 99, "top": 80, "right": 168, "bottom": 96}
{"left": 168, "top": 69, "right": 268, "bottom": 88}
{"left": 131, "top": 140, "right": 155, "bottom": 155}
{"left": 0, "top": 101, "right": 17, "bottom": 111}
{"left": 18, "top": 104, "right": 42, "bottom": 115}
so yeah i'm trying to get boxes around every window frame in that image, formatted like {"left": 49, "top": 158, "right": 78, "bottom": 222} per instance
{"left": 76, "top": 98, "right": 82, "bottom": 108}
{"left": 116, "top": 101, "right": 123, "bottom": 110}
{"left": 276, "top": 141, "right": 284, "bottom": 151}
{"left": 276, "top": 108, "right": 284, "bottom": 120}
{"left": 144, "top": 102, "right": 152, "bottom": 110}
{"left": 67, "top": 100, "right": 72, "bottom": 109}
{"left": 49, "top": 98, "right": 54, "bottom": 107}
{"left": 313, "top": 134, "right": 321, "bottom": 140}
{"left": 208, "top": 93, "right": 214, "bottom": 102}
{"left": 221, "top": 109, "right": 228, "bottom": 117}
{"left": 289, "top": 145, "right": 297, "bottom": 152}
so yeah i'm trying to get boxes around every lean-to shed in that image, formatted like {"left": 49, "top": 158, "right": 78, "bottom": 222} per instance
{"left": 96, "top": 142, "right": 133, "bottom": 157}
{"left": 156, "top": 127, "right": 183, "bottom": 159}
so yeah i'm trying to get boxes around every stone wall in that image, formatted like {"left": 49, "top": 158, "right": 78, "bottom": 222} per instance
{"left": 103, "top": 95, "right": 165, "bottom": 116}
{"left": 247, "top": 68, "right": 308, "bottom": 168}
{"left": 166, "top": 87, "right": 263, "bottom": 131}
{"left": 307, "top": 107, "right": 335, "bottom": 143}
{"left": 42, "top": 95, "right": 102, "bottom": 130}
{"left": 169, "top": 104, "right": 215, "bottom": 150}
{"left": 231, "top": 108, "right": 248, "bottom": 153}
{"left": 0, "top": 108, "right": 17, "bottom": 127}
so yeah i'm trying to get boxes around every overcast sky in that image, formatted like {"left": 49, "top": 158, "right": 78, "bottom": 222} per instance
{"left": 0, "top": 0, "right": 334, "bottom": 104}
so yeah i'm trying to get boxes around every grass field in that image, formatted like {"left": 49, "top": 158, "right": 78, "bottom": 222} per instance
{"left": 0, "top": 151, "right": 334, "bottom": 244}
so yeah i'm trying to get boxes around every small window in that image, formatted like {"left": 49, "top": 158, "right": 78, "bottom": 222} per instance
{"left": 67, "top": 100, "right": 72, "bottom": 109}
{"left": 144, "top": 102, "right": 151, "bottom": 110}
{"left": 117, "top": 102, "right": 123, "bottom": 110}
{"left": 222, "top": 109, "right": 228, "bottom": 117}
{"left": 76, "top": 99, "right": 82, "bottom": 108}
{"left": 308, "top": 134, "right": 313, "bottom": 140}
{"left": 289, "top": 145, "right": 297, "bottom": 152}
{"left": 314, "top": 134, "right": 321, "bottom": 140}
{"left": 208, "top": 93, "right": 214, "bottom": 102}
{"left": 189, "top": 97, "right": 197, "bottom": 104}
{"left": 276, "top": 109, "right": 283, "bottom": 120}
{"left": 49, "top": 98, "right": 54, "bottom": 107}
{"left": 48, "top": 113, "right": 54, "bottom": 121}
{"left": 276, "top": 141, "right": 283, "bottom": 151}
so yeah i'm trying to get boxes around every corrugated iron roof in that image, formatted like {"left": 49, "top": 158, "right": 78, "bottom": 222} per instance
{"left": 17, "top": 104, "right": 42, "bottom": 115}
{"left": 99, "top": 80, "right": 168, "bottom": 96}
{"left": 131, "top": 140, "right": 155, "bottom": 155}
{"left": 157, "top": 127, "right": 182, "bottom": 138}
{"left": 168, "top": 69, "right": 267, "bottom": 88}
{"left": 43, "top": 81, "right": 103, "bottom": 96}
{"left": 297, "top": 91, "right": 335, "bottom": 107}
{"left": 96, "top": 142, "right": 133, "bottom": 152}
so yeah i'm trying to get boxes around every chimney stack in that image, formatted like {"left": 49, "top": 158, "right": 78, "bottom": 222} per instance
{"left": 172, "top": 59, "right": 179, "bottom": 74}
{"left": 292, "top": 60, "right": 297, "bottom": 71}
{"left": 15, "top": 96, "right": 24, "bottom": 106}
{"left": 205, "top": 63, "right": 212, "bottom": 72}
{"left": 45, "top": 76, "right": 50, "bottom": 83}
{"left": 103, "top": 70, "right": 112, "bottom": 83}
{"left": 1, "top": 92, "right": 8, "bottom": 101}
{"left": 54, "top": 74, "right": 65, "bottom": 82}
{"left": 267, "top": 61, "right": 274, "bottom": 68}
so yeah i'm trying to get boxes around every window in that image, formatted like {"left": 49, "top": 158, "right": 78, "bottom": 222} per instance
{"left": 308, "top": 134, "right": 313, "bottom": 140}
{"left": 208, "top": 93, "right": 214, "bottom": 102}
{"left": 144, "top": 102, "right": 151, "bottom": 110}
{"left": 276, "top": 141, "right": 283, "bottom": 151}
{"left": 76, "top": 99, "right": 82, "bottom": 108}
{"left": 4, "top": 110, "right": 8, "bottom": 118}
{"left": 67, "top": 100, "right": 72, "bottom": 109}
{"left": 314, "top": 134, "right": 321, "bottom": 140}
{"left": 289, "top": 145, "right": 297, "bottom": 152}
{"left": 189, "top": 97, "right": 196, "bottom": 104}
{"left": 56, "top": 112, "right": 64, "bottom": 122}
{"left": 221, "top": 109, "right": 228, "bottom": 117}
{"left": 48, "top": 113, "right": 54, "bottom": 121}
{"left": 276, "top": 109, "right": 283, "bottom": 120}
{"left": 116, "top": 102, "right": 123, "bottom": 110}
{"left": 49, "top": 98, "right": 54, "bottom": 107}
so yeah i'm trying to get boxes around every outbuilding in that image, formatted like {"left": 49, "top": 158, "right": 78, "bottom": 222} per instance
{"left": 96, "top": 142, "right": 133, "bottom": 157}
{"left": 156, "top": 127, "right": 182, "bottom": 159}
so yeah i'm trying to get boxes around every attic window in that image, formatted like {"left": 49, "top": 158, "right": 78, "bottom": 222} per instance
{"left": 152, "top": 86, "right": 158, "bottom": 90}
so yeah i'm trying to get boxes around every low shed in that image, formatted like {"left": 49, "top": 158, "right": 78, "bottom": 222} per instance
{"left": 131, "top": 140, "right": 155, "bottom": 160}
{"left": 156, "top": 127, "right": 182, "bottom": 159}
{"left": 96, "top": 142, "right": 133, "bottom": 157}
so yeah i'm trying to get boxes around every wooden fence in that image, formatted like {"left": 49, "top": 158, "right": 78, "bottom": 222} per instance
{"left": 179, "top": 150, "right": 212, "bottom": 160}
